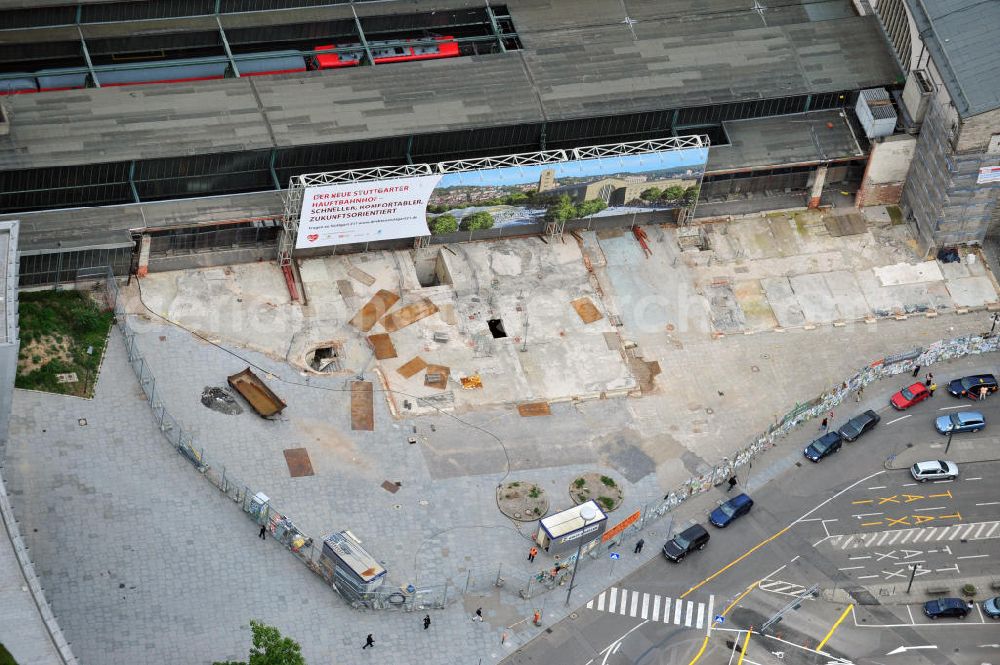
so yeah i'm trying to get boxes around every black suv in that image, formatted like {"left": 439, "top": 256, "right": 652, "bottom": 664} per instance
{"left": 947, "top": 374, "right": 998, "bottom": 399}
{"left": 662, "top": 524, "right": 710, "bottom": 562}
{"left": 838, "top": 410, "right": 881, "bottom": 442}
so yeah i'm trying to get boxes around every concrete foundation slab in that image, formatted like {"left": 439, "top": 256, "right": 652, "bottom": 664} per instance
{"left": 761, "top": 277, "right": 807, "bottom": 327}
{"left": 874, "top": 261, "right": 944, "bottom": 286}
{"left": 946, "top": 276, "right": 999, "bottom": 307}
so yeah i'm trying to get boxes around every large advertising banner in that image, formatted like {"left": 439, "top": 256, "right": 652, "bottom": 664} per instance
{"left": 296, "top": 175, "right": 442, "bottom": 249}
{"left": 296, "top": 144, "right": 708, "bottom": 248}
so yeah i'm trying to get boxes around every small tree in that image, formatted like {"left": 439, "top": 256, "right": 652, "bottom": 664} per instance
{"left": 460, "top": 211, "right": 495, "bottom": 231}
{"left": 660, "top": 185, "right": 686, "bottom": 202}
{"left": 639, "top": 187, "right": 662, "bottom": 202}
{"left": 429, "top": 214, "right": 458, "bottom": 235}
{"left": 213, "top": 621, "right": 306, "bottom": 665}
{"left": 683, "top": 185, "right": 701, "bottom": 204}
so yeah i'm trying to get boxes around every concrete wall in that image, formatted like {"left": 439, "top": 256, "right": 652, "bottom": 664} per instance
{"left": 856, "top": 134, "right": 916, "bottom": 206}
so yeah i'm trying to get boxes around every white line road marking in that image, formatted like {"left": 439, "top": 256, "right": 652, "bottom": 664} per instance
{"left": 977, "top": 501, "right": 1000, "bottom": 507}
{"left": 886, "top": 415, "right": 912, "bottom": 425}
{"left": 798, "top": 518, "right": 822, "bottom": 522}
{"left": 629, "top": 591, "right": 639, "bottom": 617}
{"left": 857, "top": 574, "right": 880, "bottom": 579}
{"left": 867, "top": 486, "right": 887, "bottom": 490}
{"left": 849, "top": 555, "right": 872, "bottom": 560}
{"left": 608, "top": 588, "right": 617, "bottom": 612}
{"left": 957, "top": 554, "right": 989, "bottom": 560}
{"left": 674, "top": 598, "right": 683, "bottom": 624}
{"left": 705, "top": 596, "right": 714, "bottom": 636}
{"left": 838, "top": 566, "right": 866, "bottom": 571}
{"left": 966, "top": 477, "right": 983, "bottom": 481}
{"left": 588, "top": 599, "right": 593, "bottom": 609}
{"left": 938, "top": 405, "right": 970, "bottom": 410}
{"left": 612, "top": 642, "right": 621, "bottom": 655}
{"left": 620, "top": 589, "right": 629, "bottom": 615}
{"left": 651, "top": 595, "right": 660, "bottom": 622}
{"left": 641, "top": 593, "right": 649, "bottom": 619}
{"left": 916, "top": 506, "right": 948, "bottom": 511}
{"left": 887, "top": 531, "right": 903, "bottom": 544}
{"left": 695, "top": 602, "right": 704, "bottom": 629}
{"left": 597, "top": 592, "right": 606, "bottom": 611}
{"left": 854, "top": 512, "right": 884, "bottom": 518}
{"left": 685, "top": 601, "right": 694, "bottom": 627}
{"left": 907, "top": 606, "right": 915, "bottom": 624}
{"left": 662, "top": 597, "right": 671, "bottom": 622}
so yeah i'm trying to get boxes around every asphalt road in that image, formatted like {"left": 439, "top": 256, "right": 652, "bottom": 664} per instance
{"left": 503, "top": 360, "right": 1000, "bottom": 665}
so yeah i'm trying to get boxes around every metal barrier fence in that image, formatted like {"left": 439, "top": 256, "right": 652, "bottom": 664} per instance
{"left": 102, "top": 267, "right": 1000, "bottom": 610}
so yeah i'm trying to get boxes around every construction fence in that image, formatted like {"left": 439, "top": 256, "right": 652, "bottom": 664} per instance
{"left": 102, "top": 268, "right": 1000, "bottom": 610}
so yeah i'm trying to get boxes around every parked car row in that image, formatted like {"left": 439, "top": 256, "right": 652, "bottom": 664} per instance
{"left": 802, "top": 409, "right": 882, "bottom": 463}
{"left": 891, "top": 373, "right": 998, "bottom": 411}
{"left": 924, "top": 596, "right": 1000, "bottom": 619}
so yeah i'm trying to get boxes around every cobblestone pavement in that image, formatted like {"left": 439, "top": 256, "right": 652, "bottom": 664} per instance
{"left": 5, "top": 294, "right": 1000, "bottom": 664}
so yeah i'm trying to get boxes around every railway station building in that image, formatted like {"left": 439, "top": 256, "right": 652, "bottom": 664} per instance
{"left": 0, "top": 0, "right": 978, "bottom": 287}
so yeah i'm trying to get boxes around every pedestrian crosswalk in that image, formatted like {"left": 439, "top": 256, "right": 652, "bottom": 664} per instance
{"left": 585, "top": 587, "right": 713, "bottom": 629}
{"left": 827, "top": 520, "right": 1000, "bottom": 549}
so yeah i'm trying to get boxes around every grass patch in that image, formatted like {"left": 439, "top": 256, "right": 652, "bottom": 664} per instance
{"left": 16, "top": 289, "right": 113, "bottom": 398}
{"left": 886, "top": 205, "right": 903, "bottom": 225}
{"left": 0, "top": 643, "right": 18, "bottom": 665}
{"left": 597, "top": 496, "right": 616, "bottom": 511}
{"left": 573, "top": 478, "right": 586, "bottom": 489}
{"left": 600, "top": 475, "right": 617, "bottom": 488}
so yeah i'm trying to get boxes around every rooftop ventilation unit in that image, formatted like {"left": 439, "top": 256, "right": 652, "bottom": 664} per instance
{"left": 901, "top": 70, "right": 933, "bottom": 127}
{"left": 855, "top": 88, "right": 898, "bottom": 139}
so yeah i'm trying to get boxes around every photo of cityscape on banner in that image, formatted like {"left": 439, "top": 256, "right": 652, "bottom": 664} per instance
{"left": 296, "top": 144, "right": 708, "bottom": 248}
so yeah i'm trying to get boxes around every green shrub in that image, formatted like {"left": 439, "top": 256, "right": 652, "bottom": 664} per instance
{"left": 460, "top": 211, "right": 494, "bottom": 231}
{"left": 597, "top": 496, "right": 615, "bottom": 511}
{"left": 429, "top": 214, "right": 458, "bottom": 234}
{"left": 600, "top": 475, "right": 616, "bottom": 487}
{"left": 574, "top": 478, "right": 586, "bottom": 489}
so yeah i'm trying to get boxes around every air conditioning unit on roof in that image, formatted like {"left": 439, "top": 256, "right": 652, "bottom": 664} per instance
{"left": 855, "top": 88, "right": 898, "bottom": 139}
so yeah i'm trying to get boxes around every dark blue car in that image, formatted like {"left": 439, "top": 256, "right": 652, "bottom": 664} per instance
{"left": 709, "top": 493, "right": 754, "bottom": 527}
{"left": 804, "top": 431, "right": 843, "bottom": 462}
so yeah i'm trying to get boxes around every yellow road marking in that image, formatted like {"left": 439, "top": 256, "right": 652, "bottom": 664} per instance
{"left": 928, "top": 490, "right": 952, "bottom": 499}
{"left": 861, "top": 521, "right": 883, "bottom": 527}
{"left": 722, "top": 581, "right": 759, "bottom": 617}
{"left": 851, "top": 499, "right": 873, "bottom": 505}
{"left": 736, "top": 628, "right": 752, "bottom": 665}
{"left": 680, "top": 527, "right": 790, "bottom": 599}
{"left": 905, "top": 493, "right": 926, "bottom": 502}
{"left": 816, "top": 605, "right": 853, "bottom": 651}
{"left": 939, "top": 511, "right": 962, "bottom": 521}
{"left": 914, "top": 514, "right": 935, "bottom": 524}
{"left": 686, "top": 635, "right": 710, "bottom": 665}
{"left": 878, "top": 495, "right": 899, "bottom": 504}
{"left": 886, "top": 516, "right": 910, "bottom": 527}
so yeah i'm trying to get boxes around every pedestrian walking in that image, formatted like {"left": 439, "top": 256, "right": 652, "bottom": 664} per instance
{"left": 912, "top": 364, "right": 921, "bottom": 378}
{"left": 423, "top": 614, "right": 431, "bottom": 630}
{"left": 820, "top": 417, "right": 828, "bottom": 430}
{"left": 473, "top": 608, "right": 484, "bottom": 622}
{"left": 726, "top": 475, "right": 738, "bottom": 492}
{"left": 528, "top": 546, "right": 538, "bottom": 563}
{"left": 929, "top": 382, "right": 937, "bottom": 396}
{"left": 855, "top": 386, "right": 864, "bottom": 402}
{"left": 258, "top": 524, "right": 266, "bottom": 540}
{"left": 925, "top": 372, "right": 933, "bottom": 387}
{"left": 980, "top": 386, "right": 988, "bottom": 401}
{"left": 362, "top": 634, "right": 374, "bottom": 650}
{"left": 828, "top": 410, "right": 834, "bottom": 421}
{"left": 634, "top": 539, "right": 644, "bottom": 554}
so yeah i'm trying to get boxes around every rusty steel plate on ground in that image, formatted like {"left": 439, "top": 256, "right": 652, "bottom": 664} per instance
{"left": 283, "top": 448, "right": 315, "bottom": 477}
{"left": 381, "top": 298, "right": 439, "bottom": 333}
{"left": 517, "top": 402, "right": 552, "bottom": 417}
{"left": 350, "top": 380, "right": 374, "bottom": 431}
{"left": 396, "top": 356, "right": 428, "bottom": 378}
{"left": 381, "top": 480, "right": 401, "bottom": 494}
{"left": 366, "top": 333, "right": 398, "bottom": 360}
{"left": 349, "top": 290, "right": 400, "bottom": 332}
{"left": 424, "top": 364, "right": 450, "bottom": 389}
{"left": 571, "top": 297, "right": 603, "bottom": 324}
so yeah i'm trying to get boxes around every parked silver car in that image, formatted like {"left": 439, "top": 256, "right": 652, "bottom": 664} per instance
{"left": 910, "top": 460, "right": 959, "bottom": 482}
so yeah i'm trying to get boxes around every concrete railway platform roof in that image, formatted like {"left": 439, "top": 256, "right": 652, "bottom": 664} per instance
{"left": 0, "top": 0, "right": 900, "bottom": 172}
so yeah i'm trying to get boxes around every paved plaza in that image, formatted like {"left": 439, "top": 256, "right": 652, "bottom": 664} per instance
{"left": 5, "top": 211, "right": 1000, "bottom": 664}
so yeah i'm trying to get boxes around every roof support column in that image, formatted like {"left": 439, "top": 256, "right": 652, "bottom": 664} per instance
{"left": 77, "top": 25, "right": 100, "bottom": 87}
{"left": 405, "top": 136, "right": 414, "bottom": 165}
{"left": 269, "top": 149, "right": 281, "bottom": 190}
{"left": 485, "top": 4, "right": 508, "bottom": 53}
{"left": 808, "top": 164, "right": 828, "bottom": 209}
{"left": 128, "top": 161, "right": 140, "bottom": 203}
{"left": 216, "top": 16, "right": 240, "bottom": 78}
{"left": 804, "top": 94, "right": 813, "bottom": 112}
{"left": 350, "top": 6, "right": 375, "bottom": 66}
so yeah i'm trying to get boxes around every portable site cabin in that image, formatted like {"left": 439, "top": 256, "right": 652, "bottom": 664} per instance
{"left": 320, "top": 530, "right": 386, "bottom": 599}
{"left": 535, "top": 500, "right": 608, "bottom": 557}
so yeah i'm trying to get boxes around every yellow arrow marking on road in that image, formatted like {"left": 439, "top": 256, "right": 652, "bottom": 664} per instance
{"left": 937, "top": 511, "right": 962, "bottom": 521}
{"left": 928, "top": 490, "right": 952, "bottom": 499}
{"left": 886, "top": 516, "right": 911, "bottom": 527}
{"left": 878, "top": 495, "right": 900, "bottom": 504}
{"left": 913, "top": 514, "right": 936, "bottom": 524}
{"left": 904, "top": 494, "right": 926, "bottom": 502}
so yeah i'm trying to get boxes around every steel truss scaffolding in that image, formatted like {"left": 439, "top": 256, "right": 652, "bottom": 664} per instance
{"left": 277, "top": 135, "right": 709, "bottom": 266}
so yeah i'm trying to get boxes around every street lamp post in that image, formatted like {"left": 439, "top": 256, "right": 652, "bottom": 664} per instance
{"left": 565, "top": 504, "right": 597, "bottom": 606}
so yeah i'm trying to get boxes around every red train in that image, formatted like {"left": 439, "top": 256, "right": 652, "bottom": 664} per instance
{"left": 0, "top": 36, "right": 458, "bottom": 95}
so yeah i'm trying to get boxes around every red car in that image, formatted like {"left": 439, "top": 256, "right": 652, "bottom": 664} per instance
{"left": 890, "top": 382, "right": 930, "bottom": 410}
